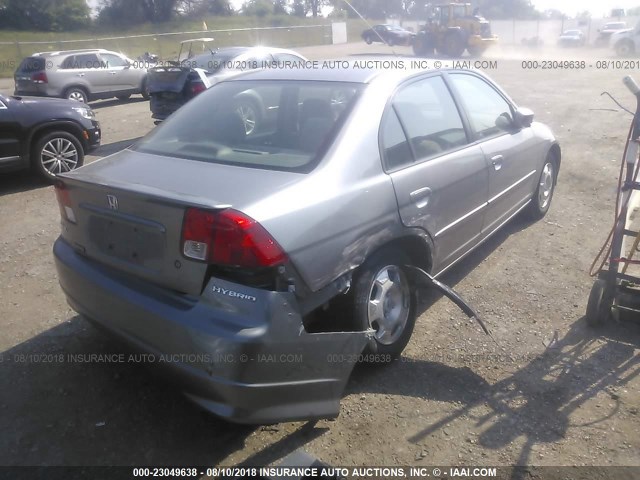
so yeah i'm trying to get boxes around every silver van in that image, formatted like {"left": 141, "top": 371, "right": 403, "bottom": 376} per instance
{"left": 14, "top": 48, "right": 149, "bottom": 103}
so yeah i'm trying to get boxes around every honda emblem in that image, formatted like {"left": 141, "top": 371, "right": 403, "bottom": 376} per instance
{"left": 107, "top": 194, "right": 118, "bottom": 211}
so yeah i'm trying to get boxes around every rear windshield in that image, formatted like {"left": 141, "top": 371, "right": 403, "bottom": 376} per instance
{"left": 17, "top": 57, "right": 45, "bottom": 73}
{"left": 135, "top": 80, "right": 363, "bottom": 173}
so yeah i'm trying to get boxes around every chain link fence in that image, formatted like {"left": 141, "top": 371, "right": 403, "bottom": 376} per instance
{"left": 0, "top": 24, "right": 333, "bottom": 77}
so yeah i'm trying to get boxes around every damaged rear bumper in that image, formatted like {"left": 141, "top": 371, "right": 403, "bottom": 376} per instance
{"left": 53, "top": 238, "right": 370, "bottom": 424}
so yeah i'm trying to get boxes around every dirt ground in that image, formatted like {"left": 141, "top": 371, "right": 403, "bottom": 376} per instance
{"left": 0, "top": 41, "right": 639, "bottom": 472}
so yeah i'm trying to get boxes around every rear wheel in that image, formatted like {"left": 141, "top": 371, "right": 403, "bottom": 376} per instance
{"left": 31, "top": 131, "right": 84, "bottom": 182}
{"left": 64, "top": 87, "right": 88, "bottom": 103}
{"left": 352, "top": 249, "right": 416, "bottom": 362}
{"left": 443, "top": 32, "right": 465, "bottom": 57}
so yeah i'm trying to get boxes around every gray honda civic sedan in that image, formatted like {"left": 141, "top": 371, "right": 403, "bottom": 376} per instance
{"left": 53, "top": 63, "right": 560, "bottom": 423}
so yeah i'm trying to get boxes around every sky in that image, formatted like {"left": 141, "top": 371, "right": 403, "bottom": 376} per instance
{"left": 530, "top": 0, "right": 638, "bottom": 17}
{"left": 85, "top": 0, "right": 639, "bottom": 19}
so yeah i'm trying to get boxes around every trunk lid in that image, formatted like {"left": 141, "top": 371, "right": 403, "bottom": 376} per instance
{"left": 57, "top": 150, "right": 301, "bottom": 295}
{"left": 147, "top": 66, "right": 203, "bottom": 119}
{"left": 147, "top": 66, "right": 193, "bottom": 94}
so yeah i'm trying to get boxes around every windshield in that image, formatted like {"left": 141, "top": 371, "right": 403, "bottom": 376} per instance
{"left": 135, "top": 80, "right": 363, "bottom": 173}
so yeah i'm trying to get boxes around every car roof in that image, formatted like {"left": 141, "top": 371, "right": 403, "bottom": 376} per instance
{"left": 31, "top": 48, "right": 110, "bottom": 57}
{"left": 191, "top": 46, "right": 305, "bottom": 60}
{"left": 224, "top": 57, "right": 460, "bottom": 84}
{"left": 180, "top": 37, "right": 215, "bottom": 43}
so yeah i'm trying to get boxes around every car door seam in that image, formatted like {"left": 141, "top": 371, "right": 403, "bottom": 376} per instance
{"left": 487, "top": 169, "right": 537, "bottom": 204}
{"left": 435, "top": 201, "right": 488, "bottom": 238}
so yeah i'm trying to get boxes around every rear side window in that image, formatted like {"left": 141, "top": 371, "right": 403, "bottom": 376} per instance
{"left": 100, "top": 53, "right": 128, "bottom": 68}
{"left": 17, "top": 57, "right": 45, "bottom": 73}
{"left": 134, "top": 80, "right": 362, "bottom": 173}
{"left": 63, "top": 54, "right": 100, "bottom": 70}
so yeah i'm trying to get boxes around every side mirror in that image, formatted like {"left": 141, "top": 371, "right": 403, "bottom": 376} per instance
{"left": 514, "top": 107, "right": 534, "bottom": 128}
{"left": 495, "top": 112, "right": 514, "bottom": 131}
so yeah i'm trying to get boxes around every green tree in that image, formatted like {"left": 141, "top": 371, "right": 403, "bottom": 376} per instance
{"left": 97, "top": 0, "right": 179, "bottom": 24}
{"left": 0, "top": 0, "right": 90, "bottom": 30}
{"left": 241, "top": 0, "right": 272, "bottom": 17}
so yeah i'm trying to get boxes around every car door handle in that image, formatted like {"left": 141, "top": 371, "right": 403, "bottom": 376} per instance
{"left": 410, "top": 187, "right": 432, "bottom": 209}
{"left": 76, "top": 73, "right": 85, "bottom": 77}
{"left": 491, "top": 155, "right": 504, "bottom": 171}
{"left": 109, "top": 71, "right": 117, "bottom": 75}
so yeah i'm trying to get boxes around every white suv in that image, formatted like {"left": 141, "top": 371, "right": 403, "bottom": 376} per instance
{"left": 14, "top": 48, "right": 149, "bottom": 103}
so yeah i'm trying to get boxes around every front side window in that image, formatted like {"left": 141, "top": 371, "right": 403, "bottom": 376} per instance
{"left": 391, "top": 75, "right": 468, "bottom": 163}
{"left": 68, "top": 54, "right": 100, "bottom": 70}
{"left": 134, "top": 80, "right": 362, "bottom": 173}
{"left": 448, "top": 73, "right": 514, "bottom": 139}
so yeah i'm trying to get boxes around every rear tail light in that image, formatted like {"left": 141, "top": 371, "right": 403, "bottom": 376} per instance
{"left": 190, "top": 81, "right": 207, "bottom": 95}
{"left": 31, "top": 71, "right": 48, "bottom": 84}
{"left": 182, "top": 208, "right": 286, "bottom": 268}
{"left": 54, "top": 181, "right": 76, "bottom": 223}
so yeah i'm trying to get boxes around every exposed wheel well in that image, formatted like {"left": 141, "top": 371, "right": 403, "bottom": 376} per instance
{"left": 369, "top": 235, "right": 433, "bottom": 274}
{"left": 304, "top": 234, "right": 432, "bottom": 334}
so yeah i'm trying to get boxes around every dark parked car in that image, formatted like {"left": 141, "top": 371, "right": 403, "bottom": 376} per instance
{"left": 148, "top": 44, "right": 307, "bottom": 128}
{"left": 0, "top": 93, "right": 100, "bottom": 181}
{"left": 54, "top": 63, "right": 559, "bottom": 424}
{"left": 558, "top": 29, "right": 586, "bottom": 47}
{"left": 362, "top": 24, "right": 415, "bottom": 46}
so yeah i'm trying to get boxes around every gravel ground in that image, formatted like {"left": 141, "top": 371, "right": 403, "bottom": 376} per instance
{"left": 0, "top": 42, "right": 639, "bottom": 471}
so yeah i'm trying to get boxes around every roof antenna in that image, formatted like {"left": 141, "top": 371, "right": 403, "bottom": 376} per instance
{"left": 340, "top": 0, "right": 399, "bottom": 57}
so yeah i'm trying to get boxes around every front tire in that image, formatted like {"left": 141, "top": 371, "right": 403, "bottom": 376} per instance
{"left": 526, "top": 154, "right": 557, "bottom": 220}
{"left": 365, "top": 35, "right": 373, "bottom": 45}
{"left": 352, "top": 249, "right": 416, "bottom": 361}
{"left": 31, "top": 131, "right": 84, "bottom": 182}
{"left": 616, "top": 40, "right": 634, "bottom": 56}
{"left": 141, "top": 78, "right": 150, "bottom": 100}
